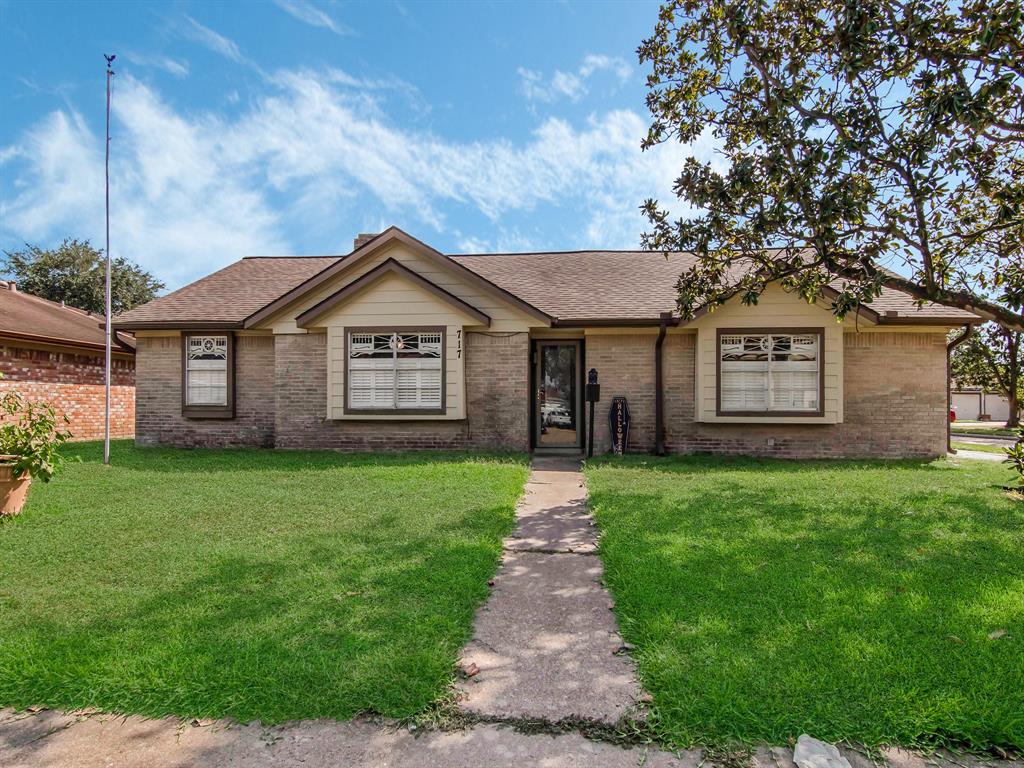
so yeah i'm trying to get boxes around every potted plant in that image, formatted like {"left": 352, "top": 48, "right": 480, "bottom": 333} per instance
{"left": 1, "top": 388, "right": 72, "bottom": 516}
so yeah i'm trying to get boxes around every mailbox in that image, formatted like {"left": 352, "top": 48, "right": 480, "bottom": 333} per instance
{"left": 585, "top": 367, "right": 600, "bottom": 403}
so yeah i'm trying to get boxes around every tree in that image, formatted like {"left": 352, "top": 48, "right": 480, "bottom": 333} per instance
{"left": 2, "top": 239, "right": 164, "bottom": 315}
{"left": 639, "top": 0, "right": 1024, "bottom": 330}
{"left": 951, "top": 324, "right": 1023, "bottom": 426}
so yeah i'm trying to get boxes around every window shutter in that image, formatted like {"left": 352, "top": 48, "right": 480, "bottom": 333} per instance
{"left": 348, "top": 331, "right": 443, "bottom": 411}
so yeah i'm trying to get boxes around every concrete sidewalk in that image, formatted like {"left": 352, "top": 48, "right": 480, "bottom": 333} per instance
{"left": 456, "top": 455, "right": 644, "bottom": 724}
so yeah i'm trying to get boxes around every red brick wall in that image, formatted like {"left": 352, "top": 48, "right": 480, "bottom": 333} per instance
{"left": 134, "top": 335, "right": 275, "bottom": 448}
{"left": 0, "top": 339, "right": 135, "bottom": 440}
{"left": 273, "top": 331, "right": 530, "bottom": 450}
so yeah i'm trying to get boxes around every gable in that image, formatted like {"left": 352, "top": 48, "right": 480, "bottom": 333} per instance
{"left": 299, "top": 264, "right": 492, "bottom": 329}
{"left": 247, "top": 227, "right": 550, "bottom": 332}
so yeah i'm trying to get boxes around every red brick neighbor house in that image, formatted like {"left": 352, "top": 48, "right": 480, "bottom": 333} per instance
{"left": 113, "top": 227, "right": 978, "bottom": 458}
{"left": 1, "top": 280, "right": 135, "bottom": 440}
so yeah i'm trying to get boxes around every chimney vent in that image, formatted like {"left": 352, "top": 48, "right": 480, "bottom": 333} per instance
{"left": 353, "top": 233, "right": 378, "bottom": 250}
{"left": 2, "top": 280, "right": 16, "bottom": 292}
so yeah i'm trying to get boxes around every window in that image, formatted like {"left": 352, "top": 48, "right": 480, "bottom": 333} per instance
{"left": 718, "top": 330, "right": 822, "bottom": 415}
{"left": 182, "top": 334, "right": 233, "bottom": 418}
{"left": 347, "top": 329, "right": 444, "bottom": 413}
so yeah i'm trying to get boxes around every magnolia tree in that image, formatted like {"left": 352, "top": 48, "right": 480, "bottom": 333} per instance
{"left": 639, "top": 0, "right": 1024, "bottom": 329}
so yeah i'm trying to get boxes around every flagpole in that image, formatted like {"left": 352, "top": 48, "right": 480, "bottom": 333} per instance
{"left": 103, "top": 54, "right": 115, "bottom": 466}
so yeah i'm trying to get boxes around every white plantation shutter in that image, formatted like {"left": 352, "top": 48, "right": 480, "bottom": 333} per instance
{"left": 348, "top": 362, "right": 396, "bottom": 408}
{"left": 348, "top": 331, "right": 443, "bottom": 411}
{"left": 186, "top": 335, "right": 228, "bottom": 406}
{"left": 720, "top": 332, "right": 819, "bottom": 413}
{"left": 720, "top": 364, "right": 768, "bottom": 411}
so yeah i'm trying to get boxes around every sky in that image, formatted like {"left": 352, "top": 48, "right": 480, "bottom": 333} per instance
{"left": 0, "top": 0, "right": 720, "bottom": 291}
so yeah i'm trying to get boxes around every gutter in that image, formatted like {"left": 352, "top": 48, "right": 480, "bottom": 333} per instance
{"left": 655, "top": 312, "right": 676, "bottom": 455}
{"left": 946, "top": 323, "right": 974, "bottom": 454}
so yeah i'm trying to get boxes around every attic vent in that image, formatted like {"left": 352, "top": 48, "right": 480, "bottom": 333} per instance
{"left": 353, "top": 233, "right": 379, "bottom": 250}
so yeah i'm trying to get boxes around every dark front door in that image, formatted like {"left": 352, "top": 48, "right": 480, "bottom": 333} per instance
{"left": 534, "top": 341, "right": 582, "bottom": 451}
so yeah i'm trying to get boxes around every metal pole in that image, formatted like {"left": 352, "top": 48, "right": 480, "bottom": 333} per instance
{"left": 103, "top": 54, "right": 115, "bottom": 466}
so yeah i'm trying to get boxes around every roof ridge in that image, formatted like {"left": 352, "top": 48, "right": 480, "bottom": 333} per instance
{"left": 2, "top": 285, "right": 101, "bottom": 320}
{"left": 450, "top": 249, "right": 666, "bottom": 257}
{"left": 240, "top": 255, "right": 344, "bottom": 260}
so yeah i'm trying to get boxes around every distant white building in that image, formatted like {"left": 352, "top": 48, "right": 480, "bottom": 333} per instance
{"left": 950, "top": 387, "right": 1015, "bottom": 423}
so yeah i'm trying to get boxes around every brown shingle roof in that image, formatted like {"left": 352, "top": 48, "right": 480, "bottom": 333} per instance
{"left": 111, "top": 247, "right": 979, "bottom": 328}
{"left": 113, "top": 256, "right": 340, "bottom": 328}
{"left": 0, "top": 281, "right": 134, "bottom": 352}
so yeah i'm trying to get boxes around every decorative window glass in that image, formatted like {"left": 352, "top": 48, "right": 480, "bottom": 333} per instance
{"left": 348, "top": 331, "right": 443, "bottom": 411}
{"left": 186, "top": 335, "right": 228, "bottom": 406}
{"left": 719, "top": 332, "right": 820, "bottom": 413}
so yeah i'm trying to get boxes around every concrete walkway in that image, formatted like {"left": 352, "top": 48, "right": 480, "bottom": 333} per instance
{"left": 4, "top": 708, "right": 1020, "bottom": 768}
{"left": 456, "top": 455, "right": 644, "bottom": 724}
{"left": 951, "top": 449, "right": 1006, "bottom": 462}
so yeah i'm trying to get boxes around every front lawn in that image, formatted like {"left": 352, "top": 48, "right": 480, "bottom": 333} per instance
{"left": 0, "top": 441, "right": 528, "bottom": 723}
{"left": 586, "top": 455, "right": 1024, "bottom": 751}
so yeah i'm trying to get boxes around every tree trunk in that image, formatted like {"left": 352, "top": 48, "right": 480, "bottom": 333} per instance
{"left": 1007, "top": 333, "right": 1021, "bottom": 429}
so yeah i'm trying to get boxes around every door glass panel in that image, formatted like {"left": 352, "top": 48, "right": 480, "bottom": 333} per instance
{"left": 538, "top": 344, "right": 578, "bottom": 447}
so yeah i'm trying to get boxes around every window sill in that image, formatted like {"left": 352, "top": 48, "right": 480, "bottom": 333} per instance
{"left": 333, "top": 409, "right": 462, "bottom": 422}
{"left": 700, "top": 413, "right": 838, "bottom": 425}
{"left": 183, "top": 407, "right": 235, "bottom": 420}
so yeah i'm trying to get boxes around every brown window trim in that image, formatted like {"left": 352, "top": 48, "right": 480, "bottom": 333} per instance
{"left": 715, "top": 327, "right": 825, "bottom": 418}
{"left": 181, "top": 332, "right": 235, "bottom": 419}
{"left": 343, "top": 326, "right": 447, "bottom": 416}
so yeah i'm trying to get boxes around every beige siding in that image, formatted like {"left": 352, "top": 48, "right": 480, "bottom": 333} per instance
{"left": 259, "top": 242, "right": 538, "bottom": 334}
{"left": 689, "top": 285, "right": 848, "bottom": 424}
{"left": 319, "top": 272, "right": 481, "bottom": 420}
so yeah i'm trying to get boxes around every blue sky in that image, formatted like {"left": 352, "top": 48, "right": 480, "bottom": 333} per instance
{"left": 1, "top": 0, "right": 718, "bottom": 290}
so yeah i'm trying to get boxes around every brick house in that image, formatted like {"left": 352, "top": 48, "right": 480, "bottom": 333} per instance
{"left": 113, "top": 227, "right": 977, "bottom": 458}
{"left": 1, "top": 280, "right": 135, "bottom": 440}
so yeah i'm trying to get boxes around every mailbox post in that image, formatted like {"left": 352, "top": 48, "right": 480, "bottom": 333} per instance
{"left": 585, "top": 368, "right": 600, "bottom": 458}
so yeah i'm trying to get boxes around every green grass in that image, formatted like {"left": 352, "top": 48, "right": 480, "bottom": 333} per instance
{"left": 952, "top": 441, "right": 1009, "bottom": 455}
{"left": 952, "top": 425, "right": 1018, "bottom": 437}
{"left": 585, "top": 455, "right": 1024, "bottom": 751}
{"left": 0, "top": 441, "right": 528, "bottom": 724}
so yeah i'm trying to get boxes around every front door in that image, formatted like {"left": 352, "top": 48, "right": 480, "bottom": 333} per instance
{"left": 534, "top": 341, "right": 582, "bottom": 451}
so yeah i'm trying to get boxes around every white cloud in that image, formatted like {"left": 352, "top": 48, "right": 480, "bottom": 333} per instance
{"left": 182, "top": 16, "right": 252, "bottom": 68}
{"left": 273, "top": 0, "right": 352, "bottom": 35}
{"left": 518, "top": 53, "right": 633, "bottom": 103}
{"left": 0, "top": 79, "right": 287, "bottom": 288}
{"left": 121, "top": 51, "right": 190, "bottom": 78}
{"left": 1, "top": 68, "right": 719, "bottom": 288}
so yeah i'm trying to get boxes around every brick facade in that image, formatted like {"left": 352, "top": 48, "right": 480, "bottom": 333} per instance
{"left": 133, "top": 329, "right": 947, "bottom": 458}
{"left": 134, "top": 335, "right": 275, "bottom": 448}
{"left": 0, "top": 339, "right": 135, "bottom": 440}
{"left": 588, "top": 331, "right": 947, "bottom": 459}
{"left": 273, "top": 331, "right": 529, "bottom": 450}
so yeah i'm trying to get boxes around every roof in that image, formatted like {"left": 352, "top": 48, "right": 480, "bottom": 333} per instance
{"left": 113, "top": 256, "right": 339, "bottom": 329}
{"left": 0, "top": 281, "right": 135, "bottom": 353}
{"left": 112, "top": 233, "right": 980, "bottom": 329}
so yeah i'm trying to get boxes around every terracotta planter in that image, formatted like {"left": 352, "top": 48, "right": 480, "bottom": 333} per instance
{"left": 0, "top": 456, "right": 32, "bottom": 517}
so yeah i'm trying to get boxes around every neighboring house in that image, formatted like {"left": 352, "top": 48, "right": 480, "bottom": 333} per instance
{"left": 113, "top": 227, "right": 978, "bottom": 458}
{"left": 951, "top": 386, "right": 1015, "bottom": 423}
{"left": 0, "top": 280, "right": 136, "bottom": 440}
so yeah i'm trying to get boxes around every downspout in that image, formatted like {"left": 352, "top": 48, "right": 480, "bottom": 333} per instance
{"left": 947, "top": 323, "right": 974, "bottom": 454}
{"left": 655, "top": 312, "right": 672, "bottom": 456}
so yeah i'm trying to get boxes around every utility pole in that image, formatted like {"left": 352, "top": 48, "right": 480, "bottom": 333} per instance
{"left": 103, "top": 53, "right": 115, "bottom": 466}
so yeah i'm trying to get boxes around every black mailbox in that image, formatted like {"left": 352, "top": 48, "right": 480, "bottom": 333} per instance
{"left": 585, "top": 368, "right": 600, "bottom": 403}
